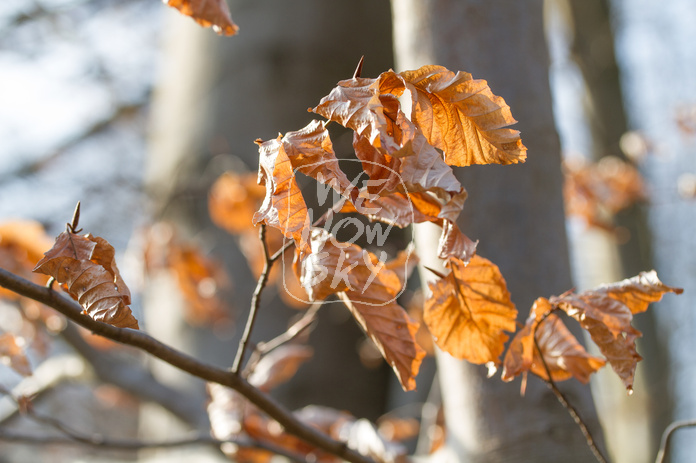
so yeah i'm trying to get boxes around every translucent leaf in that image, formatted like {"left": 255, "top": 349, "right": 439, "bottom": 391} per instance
{"left": 164, "top": 0, "right": 239, "bottom": 36}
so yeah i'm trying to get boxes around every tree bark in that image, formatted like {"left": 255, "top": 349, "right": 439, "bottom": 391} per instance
{"left": 391, "top": 1, "right": 605, "bottom": 461}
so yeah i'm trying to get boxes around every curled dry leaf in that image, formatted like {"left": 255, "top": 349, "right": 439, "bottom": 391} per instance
{"left": 247, "top": 344, "right": 314, "bottom": 392}
{"left": 501, "top": 301, "right": 605, "bottom": 386}
{"left": 0, "top": 332, "right": 32, "bottom": 377}
{"left": 424, "top": 255, "right": 517, "bottom": 365}
{"left": 552, "top": 270, "right": 682, "bottom": 391}
{"left": 33, "top": 232, "right": 139, "bottom": 329}
{"left": 164, "top": 0, "right": 238, "bottom": 36}
{"left": 295, "top": 228, "right": 425, "bottom": 391}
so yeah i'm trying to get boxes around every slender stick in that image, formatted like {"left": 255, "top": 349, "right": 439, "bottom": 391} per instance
{"left": 655, "top": 419, "right": 696, "bottom": 463}
{"left": 532, "top": 330, "right": 608, "bottom": 463}
{"left": 232, "top": 224, "right": 272, "bottom": 374}
{"left": 0, "top": 267, "right": 373, "bottom": 463}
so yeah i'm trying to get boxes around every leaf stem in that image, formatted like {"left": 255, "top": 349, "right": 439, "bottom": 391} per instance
{"left": 532, "top": 323, "right": 608, "bottom": 463}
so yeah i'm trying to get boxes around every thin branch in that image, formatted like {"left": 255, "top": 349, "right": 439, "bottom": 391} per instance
{"left": 532, "top": 327, "right": 608, "bottom": 463}
{"left": 244, "top": 303, "right": 322, "bottom": 376}
{"left": 232, "top": 224, "right": 272, "bottom": 374}
{"left": 655, "top": 419, "right": 696, "bottom": 463}
{"left": 0, "top": 267, "right": 373, "bottom": 463}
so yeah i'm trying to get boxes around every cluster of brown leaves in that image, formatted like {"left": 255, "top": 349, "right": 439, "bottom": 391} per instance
{"left": 563, "top": 156, "right": 647, "bottom": 232}
{"left": 502, "top": 271, "right": 683, "bottom": 393}
{"left": 207, "top": 343, "right": 410, "bottom": 463}
{"left": 243, "top": 64, "right": 526, "bottom": 391}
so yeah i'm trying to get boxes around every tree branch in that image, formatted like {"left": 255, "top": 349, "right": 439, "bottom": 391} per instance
{"left": 0, "top": 267, "right": 373, "bottom": 463}
{"left": 232, "top": 224, "right": 272, "bottom": 374}
{"left": 532, "top": 325, "right": 608, "bottom": 463}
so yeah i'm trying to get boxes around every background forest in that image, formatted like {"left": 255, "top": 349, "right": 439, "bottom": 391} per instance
{"left": 0, "top": 1, "right": 694, "bottom": 462}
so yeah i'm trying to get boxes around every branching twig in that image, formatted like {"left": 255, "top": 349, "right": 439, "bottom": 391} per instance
{"left": 532, "top": 324, "right": 608, "bottom": 463}
{"left": 232, "top": 224, "right": 272, "bottom": 374}
{"left": 655, "top": 419, "right": 696, "bottom": 463}
{"left": 0, "top": 267, "right": 374, "bottom": 463}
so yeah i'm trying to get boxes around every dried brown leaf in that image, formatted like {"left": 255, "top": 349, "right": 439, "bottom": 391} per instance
{"left": 424, "top": 255, "right": 517, "bottom": 365}
{"left": 552, "top": 271, "right": 682, "bottom": 390}
{"left": 165, "top": 0, "right": 238, "bottom": 36}
{"left": 33, "top": 232, "right": 138, "bottom": 329}
{"left": 295, "top": 228, "right": 424, "bottom": 390}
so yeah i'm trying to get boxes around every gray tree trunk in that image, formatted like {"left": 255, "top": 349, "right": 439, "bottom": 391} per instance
{"left": 392, "top": 1, "right": 605, "bottom": 461}
{"left": 142, "top": 3, "right": 398, "bottom": 450}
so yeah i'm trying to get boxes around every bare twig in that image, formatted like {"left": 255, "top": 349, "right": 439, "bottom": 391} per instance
{"left": 243, "top": 303, "right": 322, "bottom": 376}
{"left": 532, "top": 325, "right": 608, "bottom": 463}
{"left": 0, "top": 267, "right": 374, "bottom": 463}
{"left": 655, "top": 419, "right": 696, "bottom": 463}
{"left": 232, "top": 224, "right": 272, "bottom": 374}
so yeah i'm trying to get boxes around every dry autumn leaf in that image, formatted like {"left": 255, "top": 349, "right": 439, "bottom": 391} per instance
{"left": 295, "top": 228, "right": 425, "bottom": 391}
{"left": 552, "top": 271, "right": 682, "bottom": 391}
{"left": 33, "top": 231, "right": 139, "bottom": 329}
{"left": 501, "top": 301, "right": 605, "bottom": 387}
{"left": 0, "top": 332, "right": 32, "bottom": 377}
{"left": 164, "top": 0, "right": 238, "bottom": 36}
{"left": 424, "top": 255, "right": 517, "bottom": 366}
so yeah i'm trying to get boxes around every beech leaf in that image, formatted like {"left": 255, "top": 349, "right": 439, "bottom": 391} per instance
{"left": 295, "top": 228, "right": 425, "bottom": 391}
{"left": 0, "top": 332, "right": 32, "bottom": 377}
{"left": 164, "top": 0, "right": 239, "bottom": 36}
{"left": 209, "top": 172, "right": 267, "bottom": 235}
{"left": 552, "top": 271, "right": 682, "bottom": 391}
{"left": 33, "top": 232, "right": 139, "bottom": 329}
{"left": 424, "top": 255, "right": 517, "bottom": 365}
{"left": 399, "top": 65, "right": 527, "bottom": 166}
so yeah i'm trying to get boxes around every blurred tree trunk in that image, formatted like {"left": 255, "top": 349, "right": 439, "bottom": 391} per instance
{"left": 391, "top": 1, "right": 605, "bottom": 461}
{"left": 141, "top": 0, "right": 396, "bottom": 450}
{"left": 556, "top": 1, "right": 668, "bottom": 461}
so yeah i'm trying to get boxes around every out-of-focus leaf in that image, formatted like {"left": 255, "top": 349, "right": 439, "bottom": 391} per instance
{"left": 0, "top": 332, "right": 31, "bottom": 377}
{"left": 33, "top": 232, "right": 138, "bottom": 329}
{"left": 247, "top": 345, "right": 313, "bottom": 392}
{"left": 168, "top": 242, "right": 231, "bottom": 326}
{"left": 563, "top": 156, "right": 647, "bottom": 231}
{"left": 552, "top": 271, "right": 682, "bottom": 391}
{"left": 164, "top": 0, "right": 238, "bottom": 36}
{"left": 377, "top": 416, "right": 420, "bottom": 442}
{"left": 209, "top": 172, "right": 266, "bottom": 235}
{"left": 424, "top": 256, "right": 517, "bottom": 365}
{"left": 0, "top": 221, "right": 54, "bottom": 299}
{"left": 295, "top": 228, "right": 425, "bottom": 391}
